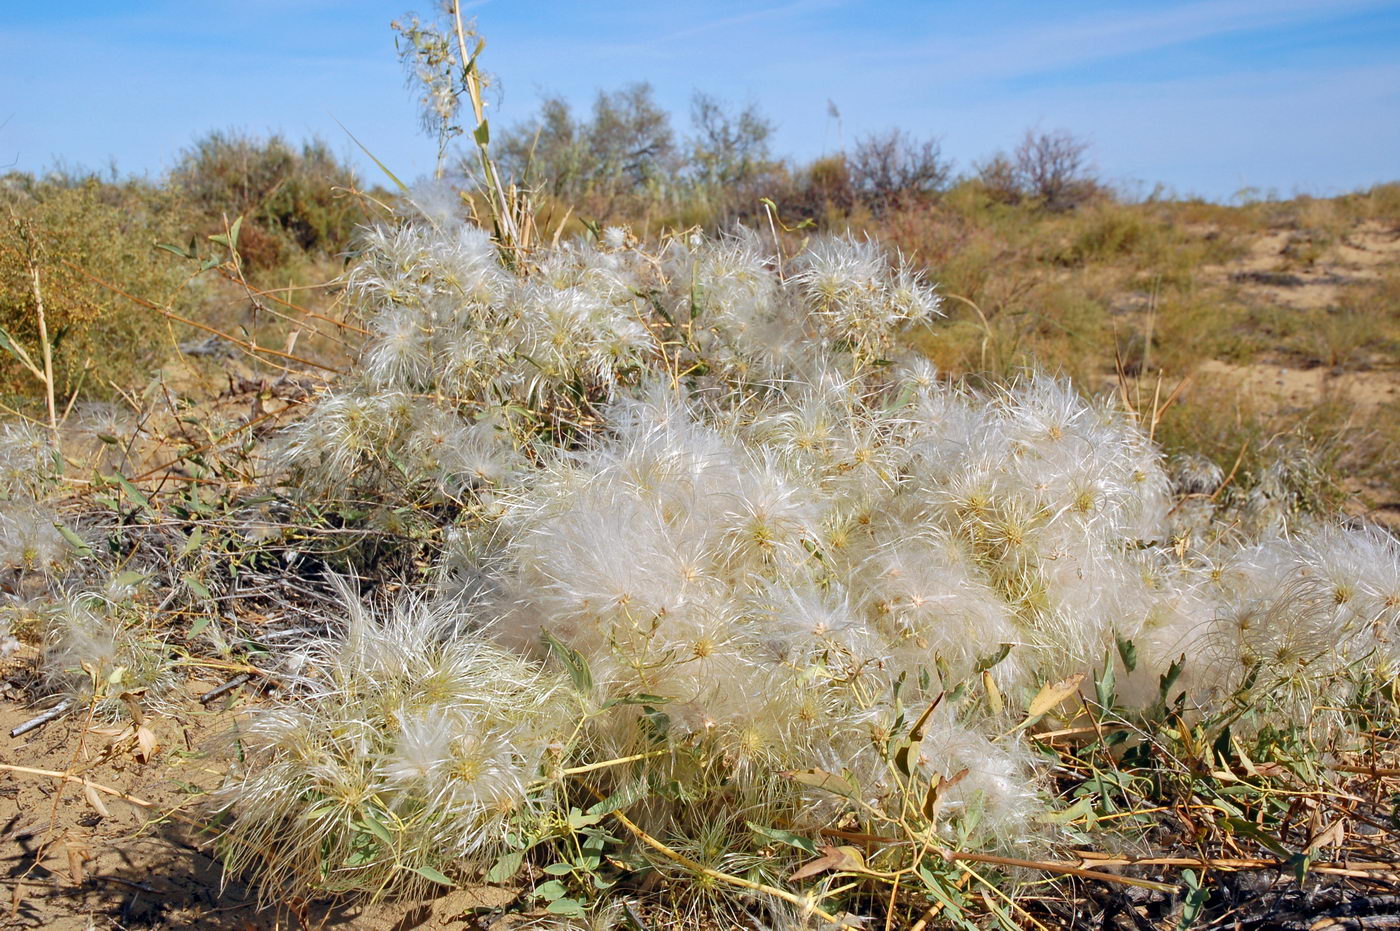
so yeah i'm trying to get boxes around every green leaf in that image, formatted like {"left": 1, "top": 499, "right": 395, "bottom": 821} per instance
{"left": 973, "top": 642, "right": 1012, "bottom": 674}
{"left": 1159, "top": 655, "right": 1185, "bottom": 700}
{"left": 473, "top": 119, "right": 490, "bottom": 146}
{"left": 361, "top": 810, "right": 394, "bottom": 845}
{"left": 566, "top": 807, "right": 604, "bottom": 830}
{"left": 1218, "top": 817, "right": 1290, "bottom": 858}
{"left": 545, "top": 897, "right": 584, "bottom": 917}
{"left": 542, "top": 863, "right": 574, "bottom": 876}
{"left": 1178, "top": 869, "right": 1206, "bottom": 929}
{"left": 188, "top": 615, "right": 212, "bottom": 638}
{"left": 55, "top": 523, "right": 93, "bottom": 557}
{"left": 335, "top": 118, "right": 409, "bottom": 193}
{"left": 484, "top": 849, "right": 525, "bottom": 883}
{"left": 542, "top": 630, "right": 593, "bottom": 694}
{"left": 184, "top": 573, "right": 212, "bottom": 602}
{"left": 412, "top": 864, "right": 454, "bottom": 887}
{"left": 301, "top": 800, "right": 338, "bottom": 820}
{"left": 112, "top": 570, "right": 148, "bottom": 590}
{"left": 1288, "top": 851, "right": 1312, "bottom": 884}
{"left": 532, "top": 879, "right": 568, "bottom": 901}
{"left": 109, "top": 473, "right": 151, "bottom": 513}
{"left": 1037, "top": 795, "right": 1095, "bottom": 825}
{"left": 1116, "top": 635, "right": 1138, "bottom": 673}
{"left": 155, "top": 241, "right": 193, "bottom": 259}
{"left": 917, "top": 865, "right": 979, "bottom": 931}
{"left": 748, "top": 822, "right": 819, "bottom": 856}
{"left": 1096, "top": 648, "right": 1117, "bottom": 710}
{"left": 178, "top": 526, "right": 205, "bottom": 559}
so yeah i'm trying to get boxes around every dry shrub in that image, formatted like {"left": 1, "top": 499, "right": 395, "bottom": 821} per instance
{"left": 847, "top": 129, "right": 952, "bottom": 214}
{"left": 0, "top": 174, "right": 188, "bottom": 401}
{"left": 170, "top": 131, "right": 367, "bottom": 277}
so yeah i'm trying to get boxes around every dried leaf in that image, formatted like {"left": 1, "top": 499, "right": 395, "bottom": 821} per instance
{"left": 120, "top": 691, "right": 145, "bottom": 726}
{"left": 1026, "top": 673, "right": 1086, "bottom": 720}
{"left": 134, "top": 725, "right": 158, "bottom": 764}
{"left": 89, "top": 725, "right": 129, "bottom": 739}
{"left": 788, "top": 845, "right": 866, "bottom": 881}
{"left": 1308, "top": 819, "right": 1345, "bottom": 853}
{"left": 82, "top": 782, "right": 110, "bottom": 819}
{"left": 921, "top": 767, "right": 969, "bottom": 821}
{"left": 64, "top": 842, "right": 91, "bottom": 885}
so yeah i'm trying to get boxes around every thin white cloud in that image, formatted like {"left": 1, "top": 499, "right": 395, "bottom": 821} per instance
{"left": 885, "top": 0, "right": 1395, "bottom": 83}
{"left": 616, "top": 0, "right": 844, "bottom": 50}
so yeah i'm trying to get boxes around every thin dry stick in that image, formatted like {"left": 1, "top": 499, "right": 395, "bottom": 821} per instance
{"left": 1073, "top": 853, "right": 1400, "bottom": 873}
{"left": 1, "top": 214, "right": 58, "bottom": 434}
{"left": 1332, "top": 764, "right": 1400, "bottom": 777}
{"left": 60, "top": 259, "right": 342, "bottom": 373}
{"left": 0, "top": 763, "right": 203, "bottom": 829}
{"left": 820, "top": 829, "right": 1174, "bottom": 892}
{"left": 450, "top": 1, "right": 522, "bottom": 254}
{"left": 9, "top": 699, "right": 72, "bottom": 738}
{"left": 218, "top": 269, "right": 370, "bottom": 335}
{"left": 1210, "top": 439, "right": 1251, "bottom": 502}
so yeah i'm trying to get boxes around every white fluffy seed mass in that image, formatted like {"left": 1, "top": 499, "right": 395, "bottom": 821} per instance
{"left": 223, "top": 212, "right": 1400, "bottom": 898}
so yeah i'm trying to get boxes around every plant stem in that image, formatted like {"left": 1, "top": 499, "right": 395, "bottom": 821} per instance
{"left": 27, "top": 262, "right": 57, "bottom": 436}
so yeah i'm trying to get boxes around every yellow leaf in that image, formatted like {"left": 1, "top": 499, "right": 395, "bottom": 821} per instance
{"left": 788, "top": 844, "right": 868, "bottom": 881}
{"left": 1026, "top": 673, "right": 1086, "bottom": 719}
{"left": 982, "top": 670, "right": 1004, "bottom": 715}
{"left": 783, "top": 769, "right": 859, "bottom": 801}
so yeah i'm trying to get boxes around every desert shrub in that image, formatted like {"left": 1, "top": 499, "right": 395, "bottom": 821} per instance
{"left": 1357, "top": 181, "right": 1400, "bottom": 226}
{"left": 0, "top": 173, "right": 188, "bottom": 401}
{"left": 798, "top": 153, "right": 856, "bottom": 216}
{"left": 975, "top": 129, "right": 1103, "bottom": 212}
{"left": 205, "top": 211, "right": 1400, "bottom": 920}
{"left": 497, "top": 83, "right": 680, "bottom": 221}
{"left": 169, "top": 131, "right": 367, "bottom": 273}
{"left": 215, "top": 590, "right": 569, "bottom": 900}
{"left": 1057, "top": 202, "right": 1156, "bottom": 264}
{"left": 847, "top": 129, "right": 952, "bottom": 214}
{"left": 687, "top": 93, "right": 778, "bottom": 196}
{"left": 1258, "top": 274, "right": 1400, "bottom": 368}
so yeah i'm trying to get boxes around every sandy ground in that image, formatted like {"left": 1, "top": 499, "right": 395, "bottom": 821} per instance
{"left": 1, "top": 655, "right": 268, "bottom": 929}
{"left": 1201, "top": 220, "right": 1400, "bottom": 311}
{"left": 0, "top": 650, "right": 513, "bottom": 930}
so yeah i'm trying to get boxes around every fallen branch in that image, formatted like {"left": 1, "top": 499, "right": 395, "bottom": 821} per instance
{"left": 198, "top": 673, "right": 253, "bottom": 705}
{"left": 10, "top": 699, "right": 72, "bottom": 738}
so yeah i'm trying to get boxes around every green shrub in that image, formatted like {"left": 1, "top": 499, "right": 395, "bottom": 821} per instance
{"left": 170, "top": 131, "right": 367, "bottom": 274}
{"left": 0, "top": 173, "right": 188, "bottom": 402}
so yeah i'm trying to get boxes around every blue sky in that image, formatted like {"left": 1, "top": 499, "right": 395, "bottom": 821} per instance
{"left": 4, "top": 0, "right": 1398, "bottom": 200}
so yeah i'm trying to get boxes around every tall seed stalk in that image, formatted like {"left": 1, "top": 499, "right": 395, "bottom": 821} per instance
{"left": 3, "top": 210, "right": 60, "bottom": 437}
{"left": 394, "top": 2, "right": 535, "bottom": 268}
